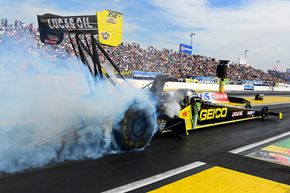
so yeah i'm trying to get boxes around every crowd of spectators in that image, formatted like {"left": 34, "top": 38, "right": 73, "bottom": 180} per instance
{"left": 268, "top": 70, "right": 290, "bottom": 82}
{"left": 1, "top": 18, "right": 289, "bottom": 83}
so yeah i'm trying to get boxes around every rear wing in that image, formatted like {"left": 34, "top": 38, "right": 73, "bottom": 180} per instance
{"left": 37, "top": 10, "right": 123, "bottom": 46}
{"left": 37, "top": 10, "right": 124, "bottom": 82}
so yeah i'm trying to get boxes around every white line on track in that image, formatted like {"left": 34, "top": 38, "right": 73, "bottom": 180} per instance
{"left": 229, "top": 131, "right": 290, "bottom": 154}
{"left": 102, "top": 161, "right": 206, "bottom": 193}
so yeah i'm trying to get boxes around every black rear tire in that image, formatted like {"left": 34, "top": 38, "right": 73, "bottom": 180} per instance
{"left": 113, "top": 107, "right": 155, "bottom": 151}
{"left": 261, "top": 106, "right": 268, "bottom": 120}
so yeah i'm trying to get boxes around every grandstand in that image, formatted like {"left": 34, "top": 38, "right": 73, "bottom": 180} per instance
{"left": 1, "top": 18, "right": 289, "bottom": 83}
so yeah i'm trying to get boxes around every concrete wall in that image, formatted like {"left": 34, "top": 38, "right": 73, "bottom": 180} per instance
{"left": 125, "top": 79, "right": 290, "bottom": 92}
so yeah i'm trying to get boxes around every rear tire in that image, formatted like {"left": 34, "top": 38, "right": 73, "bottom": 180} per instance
{"left": 113, "top": 107, "right": 155, "bottom": 151}
{"left": 261, "top": 106, "right": 268, "bottom": 120}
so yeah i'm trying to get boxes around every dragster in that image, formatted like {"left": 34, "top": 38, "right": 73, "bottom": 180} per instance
{"left": 37, "top": 10, "right": 283, "bottom": 151}
{"left": 149, "top": 75, "right": 283, "bottom": 136}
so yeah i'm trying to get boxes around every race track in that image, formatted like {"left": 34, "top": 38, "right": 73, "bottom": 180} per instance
{"left": 0, "top": 102, "right": 289, "bottom": 193}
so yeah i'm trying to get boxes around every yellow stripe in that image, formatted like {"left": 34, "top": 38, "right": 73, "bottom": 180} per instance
{"left": 149, "top": 166, "right": 290, "bottom": 193}
{"left": 194, "top": 116, "right": 260, "bottom": 129}
{"left": 263, "top": 145, "right": 290, "bottom": 156}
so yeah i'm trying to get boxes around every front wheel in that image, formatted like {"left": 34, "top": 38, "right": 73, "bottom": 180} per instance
{"left": 113, "top": 107, "right": 156, "bottom": 151}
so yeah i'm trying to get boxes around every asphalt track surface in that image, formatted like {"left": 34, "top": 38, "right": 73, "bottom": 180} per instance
{"left": 0, "top": 103, "right": 289, "bottom": 193}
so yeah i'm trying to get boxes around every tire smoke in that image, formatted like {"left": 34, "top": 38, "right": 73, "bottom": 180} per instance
{"left": 0, "top": 34, "right": 157, "bottom": 174}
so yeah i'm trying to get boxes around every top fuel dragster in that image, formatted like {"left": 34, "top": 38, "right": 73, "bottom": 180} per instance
{"left": 37, "top": 10, "right": 283, "bottom": 151}
{"left": 149, "top": 75, "right": 282, "bottom": 137}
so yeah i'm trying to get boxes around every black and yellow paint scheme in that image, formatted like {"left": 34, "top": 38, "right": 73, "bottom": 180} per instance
{"left": 153, "top": 76, "right": 283, "bottom": 136}
{"left": 159, "top": 98, "right": 282, "bottom": 136}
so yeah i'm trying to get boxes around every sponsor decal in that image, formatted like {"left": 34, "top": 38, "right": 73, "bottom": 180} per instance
{"left": 114, "top": 70, "right": 132, "bottom": 77}
{"left": 197, "top": 92, "right": 229, "bottom": 103}
{"left": 101, "top": 31, "right": 110, "bottom": 40}
{"left": 44, "top": 34, "right": 59, "bottom": 44}
{"left": 197, "top": 92, "right": 211, "bottom": 101}
{"left": 47, "top": 17, "right": 94, "bottom": 30}
{"left": 199, "top": 107, "right": 227, "bottom": 121}
{"left": 158, "top": 119, "right": 167, "bottom": 130}
{"left": 107, "top": 17, "right": 116, "bottom": 24}
{"left": 232, "top": 111, "right": 243, "bottom": 117}
{"left": 106, "top": 11, "right": 118, "bottom": 24}
{"left": 181, "top": 111, "right": 188, "bottom": 118}
{"left": 247, "top": 111, "right": 255, "bottom": 116}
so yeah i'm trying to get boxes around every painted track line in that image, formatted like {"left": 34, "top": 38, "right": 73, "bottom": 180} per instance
{"left": 229, "top": 131, "right": 290, "bottom": 154}
{"left": 101, "top": 161, "right": 206, "bottom": 193}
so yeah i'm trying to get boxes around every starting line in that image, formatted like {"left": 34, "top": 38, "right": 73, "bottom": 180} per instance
{"left": 102, "top": 161, "right": 206, "bottom": 193}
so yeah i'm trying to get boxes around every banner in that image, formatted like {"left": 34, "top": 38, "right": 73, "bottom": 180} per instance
{"left": 37, "top": 14, "right": 97, "bottom": 45}
{"left": 97, "top": 10, "right": 123, "bottom": 47}
{"left": 244, "top": 85, "right": 254, "bottom": 90}
{"left": 37, "top": 10, "right": 122, "bottom": 46}
{"left": 132, "top": 71, "right": 160, "bottom": 79}
{"left": 114, "top": 70, "right": 132, "bottom": 78}
{"left": 179, "top": 43, "right": 192, "bottom": 55}
{"left": 192, "top": 76, "right": 217, "bottom": 83}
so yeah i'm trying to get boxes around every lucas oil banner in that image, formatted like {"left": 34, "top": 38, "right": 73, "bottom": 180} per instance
{"left": 37, "top": 10, "right": 123, "bottom": 47}
{"left": 37, "top": 14, "right": 97, "bottom": 45}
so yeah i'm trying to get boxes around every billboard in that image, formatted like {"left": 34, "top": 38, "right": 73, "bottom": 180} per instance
{"left": 132, "top": 71, "right": 160, "bottom": 79}
{"left": 179, "top": 43, "right": 192, "bottom": 55}
{"left": 244, "top": 85, "right": 254, "bottom": 90}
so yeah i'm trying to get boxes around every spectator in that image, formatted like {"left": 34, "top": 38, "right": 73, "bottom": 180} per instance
{"left": 1, "top": 18, "right": 287, "bottom": 83}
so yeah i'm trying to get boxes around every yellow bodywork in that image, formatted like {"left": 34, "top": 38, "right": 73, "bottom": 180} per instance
{"left": 178, "top": 105, "right": 193, "bottom": 135}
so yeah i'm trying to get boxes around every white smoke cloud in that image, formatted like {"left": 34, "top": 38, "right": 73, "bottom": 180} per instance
{"left": 163, "top": 92, "right": 181, "bottom": 118}
{"left": 0, "top": 34, "right": 157, "bottom": 173}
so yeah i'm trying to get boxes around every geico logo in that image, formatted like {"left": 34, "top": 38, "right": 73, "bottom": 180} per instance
{"left": 200, "top": 107, "right": 227, "bottom": 121}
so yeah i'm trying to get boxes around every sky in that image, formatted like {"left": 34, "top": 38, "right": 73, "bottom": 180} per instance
{"left": 1, "top": 0, "right": 290, "bottom": 72}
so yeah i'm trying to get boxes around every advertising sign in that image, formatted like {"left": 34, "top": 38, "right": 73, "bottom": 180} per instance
{"left": 179, "top": 43, "right": 192, "bottom": 55}
{"left": 97, "top": 10, "right": 123, "bottom": 46}
{"left": 244, "top": 85, "right": 254, "bottom": 90}
{"left": 132, "top": 71, "right": 160, "bottom": 79}
{"left": 114, "top": 70, "right": 132, "bottom": 78}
